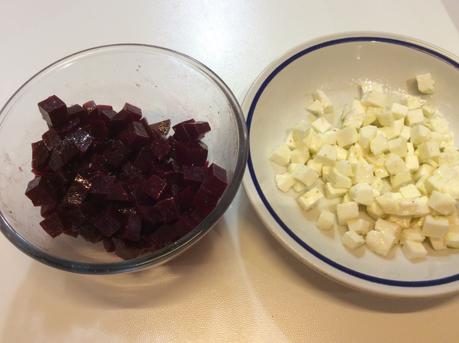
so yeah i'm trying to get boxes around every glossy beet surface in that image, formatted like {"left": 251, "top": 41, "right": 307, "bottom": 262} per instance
{"left": 25, "top": 96, "right": 228, "bottom": 260}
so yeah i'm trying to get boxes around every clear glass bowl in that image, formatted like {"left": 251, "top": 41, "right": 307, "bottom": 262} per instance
{"left": 0, "top": 44, "right": 248, "bottom": 274}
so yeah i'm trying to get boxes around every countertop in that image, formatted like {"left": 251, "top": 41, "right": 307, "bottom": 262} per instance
{"left": 1, "top": 1, "right": 459, "bottom": 342}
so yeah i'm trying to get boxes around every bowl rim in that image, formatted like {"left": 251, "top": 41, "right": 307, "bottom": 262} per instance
{"left": 0, "top": 43, "right": 248, "bottom": 274}
{"left": 242, "top": 31, "right": 459, "bottom": 297}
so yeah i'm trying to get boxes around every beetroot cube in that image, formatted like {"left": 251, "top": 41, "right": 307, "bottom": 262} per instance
{"left": 79, "top": 223, "right": 102, "bottom": 243}
{"left": 40, "top": 203, "right": 56, "bottom": 217}
{"left": 182, "top": 165, "right": 208, "bottom": 183}
{"left": 143, "top": 174, "right": 167, "bottom": 200}
{"left": 68, "top": 104, "right": 86, "bottom": 118}
{"left": 120, "top": 162, "right": 143, "bottom": 181}
{"left": 133, "top": 146, "right": 155, "bottom": 172}
{"left": 120, "top": 214, "right": 142, "bottom": 242}
{"left": 104, "top": 140, "right": 128, "bottom": 168}
{"left": 153, "top": 197, "right": 179, "bottom": 223}
{"left": 87, "top": 120, "right": 109, "bottom": 140}
{"left": 83, "top": 100, "right": 97, "bottom": 113}
{"left": 96, "top": 104, "right": 113, "bottom": 112}
{"left": 48, "top": 139, "right": 79, "bottom": 171}
{"left": 32, "top": 141, "right": 50, "bottom": 171}
{"left": 174, "top": 140, "right": 208, "bottom": 166}
{"left": 119, "top": 103, "right": 142, "bottom": 121}
{"left": 62, "top": 176, "right": 91, "bottom": 207}
{"left": 38, "top": 95, "right": 69, "bottom": 127}
{"left": 67, "top": 128, "right": 94, "bottom": 154}
{"left": 202, "top": 163, "right": 227, "bottom": 197}
{"left": 100, "top": 108, "right": 117, "bottom": 122}
{"left": 172, "top": 119, "right": 195, "bottom": 141}
{"left": 90, "top": 174, "right": 115, "bottom": 196}
{"left": 119, "top": 121, "right": 150, "bottom": 149}
{"left": 151, "top": 137, "right": 171, "bottom": 160}
{"left": 58, "top": 116, "right": 81, "bottom": 136}
{"left": 42, "top": 129, "right": 62, "bottom": 151}
{"left": 173, "top": 120, "right": 210, "bottom": 141}
{"left": 107, "top": 182, "right": 130, "bottom": 201}
{"left": 150, "top": 119, "right": 171, "bottom": 136}
{"left": 137, "top": 205, "right": 160, "bottom": 225}
{"left": 176, "top": 185, "right": 198, "bottom": 211}
{"left": 113, "top": 238, "right": 141, "bottom": 260}
{"left": 103, "top": 238, "right": 115, "bottom": 252}
{"left": 40, "top": 212, "right": 64, "bottom": 238}
{"left": 193, "top": 186, "right": 218, "bottom": 214}
{"left": 25, "top": 177, "right": 56, "bottom": 206}
{"left": 94, "top": 209, "right": 121, "bottom": 237}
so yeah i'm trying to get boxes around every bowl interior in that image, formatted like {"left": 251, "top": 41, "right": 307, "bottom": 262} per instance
{"left": 247, "top": 37, "right": 459, "bottom": 288}
{"left": 0, "top": 45, "right": 245, "bottom": 270}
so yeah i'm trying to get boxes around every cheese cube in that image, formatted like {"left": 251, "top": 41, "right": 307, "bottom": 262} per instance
{"left": 305, "top": 132, "right": 324, "bottom": 154}
{"left": 322, "top": 165, "right": 331, "bottom": 180}
{"left": 367, "top": 201, "right": 385, "bottom": 219}
{"left": 297, "top": 187, "right": 323, "bottom": 211}
{"left": 446, "top": 232, "right": 459, "bottom": 248}
{"left": 364, "top": 106, "right": 381, "bottom": 125}
{"left": 275, "top": 173, "right": 295, "bottom": 192}
{"left": 381, "top": 119, "right": 404, "bottom": 139}
{"left": 401, "top": 229, "right": 425, "bottom": 243}
{"left": 360, "top": 80, "right": 384, "bottom": 94}
{"left": 422, "top": 105, "right": 436, "bottom": 117}
{"left": 430, "top": 116, "right": 449, "bottom": 134}
{"left": 342, "top": 231, "right": 365, "bottom": 250}
{"left": 290, "top": 164, "right": 319, "bottom": 187}
{"left": 422, "top": 215, "right": 449, "bottom": 238}
{"left": 416, "top": 73, "right": 435, "bottom": 94}
{"left": 405, "top": 154, "right": 419, "bottom": 172}
{"left": 391, "top": 103, "right": 409, "bottom": 119}
{"left": 328, "top": 168, "right": 352, "bottom": 189}
{"left": 366, "top": 230, "right": 396, "bottom": 256}
{"left": 407, "top": 142, "right": 415, "bottom": 154}
{"left": 325, "top": 183, "right": 348, "bottom": 198}
{"left": 374, "top": 167, "right": 389, "bottom": 178}
{"left": 377, "top": 111, "right": 394, "bottom": 127}
{"left": 385, "top": 154, "right": 406, "bottom": 175}
{"left": 316, "top": 144, "right": 337, "bottom": 164}
{"left": 406, "top": 109, "right": 425, "bottom": 126}
{"left": 291, "top": 148, "right": 309, "bottom": 164}
{"left": 376, "top": 192, "right": 402, "bottom": 214}
{"left": 359, "top": 125, "right": 377, "bottom": 149}
{"left": 349, "top": 183, "right": 374, "bottom": 205}
{"left": 417, "top": 141, "right": 440, "bottom": 161}
{"left": 390, "top": 170, "right": 412, "bottom": 189}
{"left": 415, "top": 164, "right": 434, "bottom": 181}
{"left": 312, "top": 117, "right": 331, "bottom": 133}
{"left": 322, "top": 129, "right": 337, "bottom": 145}
{"left": 285, "top": 131, "right": 297, "bottom": 149}
{"left": 399, "top": 197, "right": 430, "bottom": 216}
{"left": 336, "top": 202, "right": 359, "bottom": 225}
{"left": 405, "top": 95, "right": 426, "bottom": 109}
{"left": 387, "top": 215, "right": 411, "bottom": 229}
{"left": 336, "top": 127, "right": 358, "bottom": 147}
{"left": 362, "top": 90, "right": 387, "bottom": 107}
{"left": 335, "top": 160, "right": 353, "bottom": 177}
{"left": 270, "top": 144, "right": 292, "bottom": 166}
{"left": 388, "top": 137, "right": 407, "bottom": 157}
{"left": 312, "top": 90, "right": 333, "bottom": 113}
{"left": 400, "top": 184, "right": 422, "bottom": 198}
{"left": 429, "top": 237, "right": 447, "bottom": 250}
{"left": 375, "top": 219, "right": 401, "bottom": 238}
{"left": 370, "top": 134, "right": 388, "bottom": 155}
{"left": 307, "top": 99, "right": 325, "bottom": 115}
{"left": 307, "top": 158, "right": 323, "bottom": 173}
{"left": 402, "top": 241, "right": 427, "bottom": 259}
{"left": 348, "top": 218, "right": 373, "bottom": 234}
{"left": 343, "top": 109, "right": 365, "bottom": 129}
{"left": 428, "top": 191, "right": 456, "bottom": 215}
{"left": 316, "top": 210, "right": 336, "bottom": 230}
{"left": 400, "top": 125, "right": 411, "bottom": 140}
{"left": 291, "top": 121, "right": 309, "bottom": 142}
{"left": 336, "top": 146, "right": 348, "bottom": 160}
{"left": 410, "top": 125, "right": 430, "bottom": 145}
{"left": 353, "top": 163, "right": 374, "bottom": 184}
{"left": 293, "top": 181, "right": 306, "bottom": 193}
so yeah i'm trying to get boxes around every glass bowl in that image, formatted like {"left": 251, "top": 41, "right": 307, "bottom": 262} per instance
{"left": 0, "top": 44, "right": 248, "bottom": 274}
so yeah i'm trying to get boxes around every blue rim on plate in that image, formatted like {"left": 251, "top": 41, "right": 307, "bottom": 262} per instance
{"left": 246, "top": 36, "right": 459, "bottom": 287}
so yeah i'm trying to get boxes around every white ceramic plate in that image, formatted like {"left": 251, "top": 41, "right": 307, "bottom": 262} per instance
{"left": 243, "top": 32, "right": 459, "bottom": 297}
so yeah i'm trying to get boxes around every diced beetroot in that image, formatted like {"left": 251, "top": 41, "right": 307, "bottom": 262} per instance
{"left": 173, "top": 140, "right": 208, "bottom": 166}
{"left": 83, "top": 100, "right": 97, "bottom": 113}
{"left": 172, "top": 119, "right": 195, "bottom": 141}
{"left": 143, "top": 174, "right": 167, "bottom": 200}
{"left": 176, "top": 185, "right": 198, "bottom": 211}
{"left": 79, "top": 223, "right": 102, "bottom": 243}
{"left": 202, "top": 163, "right": 228, "bottom": 197}
{"left": 108, "top": 182, "right": 130, "bottom": 201}
{"left": 59, "top": 206, "right": 86, "bottom": 232}
{"left": 150, "top": 119, "right": 171, "bottom": 136}
{"left": 182, "top": 165, "right": 208, "bottom": 184}
{"left": 102, "top": 140, "right": 128, "bottom": 168}
{"left": 40, "top": 203, "right": 56, "bottom": 217}
{"left": 40, "top": 212, "right": 64, "bottom": 238}
{"left": 42, "top": 129, "right": 62, "bottom": 151}
{"left": 119, "top": 103, "right": 142, "bottom": 121}
{"left": 120, "top": 214, "right": 142, "bottom": 242}
{"left": 100, "top": 108, "right": 117, "bottom": 122}
{"left": 25, "top": 177, "right": 56, "bottom": 206}
{"left": 193, "top": 186, "right": 218, "bottom": 214}
{"left": 90, "top": 174, "right": 115, "bottom": 196}
{"left": 32, "top": 141, "right": 50, "bottom": 171}
{"left": 137, "top": 205, "right": 160, "bottom": 225}
{"left": 153, "top": 197, "right": 179, "bottom": 223}
{"left": 94, "top": 208, "right": 121, "bottom": 237}
{"left": 151, "top": 137, "right": 171, "bottom": 160}
{"left": 67, "top": 128, "right": 94, "bottom": 154}
{"left": 173, "top": 120, "right": 210, "bottom": 141}
{"left": 38, "top": 95, "right": 69, "bottom": 127}
{"left": 86, "top": 120, "right": 109, "bottom": 140}
{"left": 133, "top": 145, "right": 155, "bottom": 172}
{"left": 112, "top": 238, "right": 141, "bottom": 259}
{"left": 57, "top": 116, "right": 81, "bottom": 136}
{"left": 68, "top": 104, "right": 86, "bottom": 118}
{"left": 96, "top": 104, "right": 113, "bottom": 112}
{"left": 119, "top": 121, "right": 150, "bottom": 149}
{"left": 120, "top": 162, "right": 143, "bottom": 182}
{"left": 62, "top": 174, "right": 91, "bottom": 207}
{"left": 48, "top": 139, "right": 79, "bottom": 171}
{"left": 103, "top": 238, "right": 115, "bottom": 252}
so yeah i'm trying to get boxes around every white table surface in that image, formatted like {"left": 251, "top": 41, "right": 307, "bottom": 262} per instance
{"left": 1, "top": 1, "right": 459, "bottom": 342}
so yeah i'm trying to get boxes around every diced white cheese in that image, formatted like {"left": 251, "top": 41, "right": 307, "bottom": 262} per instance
{"left": 405, "top": 95, "right": 426, "bottom": 109}
{"left": 342, "top": 231, "right": 365, "bottom": 250}
{"left": 336, "top": 127, "right": 358, "bottom": 147}
{"left": 416, "top": 73, "right": 435, "bottom": 94}
{"left": 390, "top": 170, "right": 412, "bottom": 189}
{"left": 364, "top": 107, "right": 381, "bottom": 125}
{"left": 415, "top": 164, "right": 434, "bottom": 181}
{"left": 410, "top": 125, "right": 430, "bottom": 146}
{"left": 336, "top": 146, "right": 348, "bottom": 160}
{"left": 353, "top": 163, "right": 374, "bottom": 184}
{"left": 422, "top": 215, "right": 449, "bottom": 238}
{"left": 403, "top": 241, "right": 427, "bottom": 259}
{"left": 375, "top": 219, "right": 401, "bottom": 238}
{"left": 307, "top": 99, "right": 325, "bottom": 116}
{"left": 349, "top": 183, "right": 374, "bottom": 205}
{"left": 422, "top": 105, "right": 436, "bottom": 117}
{"left": 297, "top": 187, "right": 323, "bottom": 211}
{"left": 381, "top": 119, "right": 404, "bottom": 139}
{"left": 387, "top": 215, "right": 411, "bottom": 229}
{"left": 430, "top": 116, "right": 449, "bottom": 134}
{"left": 370, "top": 134, "right": 389, "bottom": 155}
{"left": 366, "top": 230, "right": 396, "bottom": 256}
{"left": 343, "top": 101, "right": 366, "bottom": 129}
{"left": 417, "top": 141, "right": 440, "bottom": 161}
{"left": 322, "top": 165, "right": 331, "bottom": 180}
{"left": 312, "top": 90, "right": 334, "bottom": 113}
{"left": 445, "top": 232, "right": 459, "bottom": 248}
{"left": 304, "top": 131, "right": 325, "bottom": 154}
{"left": 429, "top": 237, "right": 447, "bottom": 250}
{"left": 291, "top": 121, "right": 309, "bottom": 143}
{"left": 376, "top": 192, "right": 402, "bottom": 214}
{"left": 428, "top": 191, "right": 456, "bottom": 215}
{"left": 400, "top": 125, "right": 411, "bottom": 140}
{"left": 385, "top": 154, "right": 406, "bottom": 175}
{"left": 293, "top": 181, "right": 306, "bottom": 193}
{"left": 377, "top": 111, "right": 394, "bottom": 127}
{"left": 400, "top": 184, "right": 422, "bottom": 199}
{"left": 336, "top": 202, "right": 359, "bottom": 225}
{"left": 270, "top": 144, "right": 292, "bottom": 166}
{"left": 335, "top": 160, "right": 353, "bottom": 177}
{"left": 360, "top": 80, "right": 384, "bottom": 94}
{"left": 325, "top": 182, "right": 348, "bottom": 198}
{"left": 399, "top": 197, "right": 430, "bottom": 216}
{"left": 359, "top": 125, "right": 377, "bottom": 150}
{"left": 405, "top": 154, "right": 419, "bottom": 172}
{"left": 316, "top": 210, "right": 336, "bottom": 230}
{"left": 406, "top": 109, "right": 425, "bottom": 126}
{"left": 401, "top": 229, "right": 425, "bottom": 243}
{"left": 290, "top": 164, "right": 319, "bottom": 187}
{"left": 316, "top": 144, "right": 337, "bottom": 164}
{"left": 275, "top": 173, "right": 295, "bottom": 192}
{"left": 374, "top": 167, "right": 389, "bottom": 179}
{"left": 362, "top": 90, "right": 387, "bottom": 108}
{"left": 388, "top": 137, "right": 407, "bottom": 157}
{"left": 367, "top": 201, "right": 385, "bottom": 219}
{"left": 391, "top": 103, "right": 409, "bottom": 119}
{"left": 290, "top": 148, "right": 309, "bottom": 164}
{"left": 312, "top": 117, "right": 331, "bottom": 133}
{"left": 322, "top": 129, "right": 337, "bottom": 145}
{"left": 328, "top": 168, "right": 352, "bottom": 189}
{"left": 285, "top": 131, "right": 297, "bottom": 149}
{"left": 348, "top": 217, "right": 373, "bottom": 234}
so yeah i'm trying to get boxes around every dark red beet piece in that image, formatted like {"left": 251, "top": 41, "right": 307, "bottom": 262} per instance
{"left": 83, "top": 100, "right": 97, "bottom": 113}
{"left": 94, "top": 208, "right": 121, "bottom": 237}
{"left": 173, "top": 120, "right": 210, "bottom": 141}
{"left": 42, "top": 129, "right": 62, "bottom": 151}
{"left": 137, "top": 205, "right": 160, "bottom": 225}
{"left": 119, "top": 121, "right": 150, "bottom": 149}
{"left": 32, "top": 141, "right": 50, "bottom": 171}
{"left": 86, "top": 120, "right": 109, "bottom": 140}
{"left": 153, "top": 197, "right": 179, "bottom": 223}
{"left": 113, "top": 238, "right": 141, "bottom": 259}
{"left": 120, "top": 162, "right": 143, "bottom": 182}
{"left": 182, "top": 165, "right": 208, "bottom": 184}
{"left": 151, "top": 137, "right": 171, "bottom": 160}
{"left": 107, "top": 182, "right": 130, "bottom": 201}
{"left": 176, "top": 185, "right": 198, "bottom": 211}
{"left": 40, "top": 212, "right": 64, "bottom": 238}
{"left": 96, "top": 104, "right": 113, "bottom": 112}
{"left": 68, "top": 104, "right": 86, "bottom": 118}
{"left": 62, "top": 174, "right": 91, "bottom": 207}
{"left": 103, "top": 238, "right": 115, "bottom": 252}
{"left": 193, "top": 186, "right": 218, "bottom": 214}
{"left": 67, "top": 128, "right": 94, "bottom": 154}
{"left": 172, "top": 119, "right": 195, "bottom": 141}
{"left": 40, "top": 203, "right": 56, "bottom": 217}
{"left": 100, "top": 108, "right": 117, "bottom": 122}
{"left": 48, "top": 139, "right": 79, "bottom": 171}
{"left": 25, "top": 177, "right": 56, "bottom": 206}
{"left": 103, "top": 140, "right": 129, "bottom": 169}
{"left": 150, "top": 119, "right": 171, "bottom": 136}
{"left": 133, "top": 145, "right": 155, "bottom": 172}
{"left": 38, "top": 95, "right": 69, "bottom": 127}
{"left": 90, "top": 174, "right": 115, "bottom": 196}
{"left": 79, "top": 223, "right": 102, "bottom": 243}
{"left": 173, "top": 140, "right": 208, "bottom": 166}
{"left": 119, "top": 103, "right": 142, "bottom": 121}
{"left": 143, "top": 174, "right": 167, "bottom": 200}
{"left": 120, "top": 214, "right": 142, "bottom": 242}
{"left": 202, "top": 163, "right": 228, "bottom": 197}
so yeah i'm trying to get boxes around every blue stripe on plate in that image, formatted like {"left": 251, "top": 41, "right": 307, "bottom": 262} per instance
{"left": 247, "top": 36, "right": 459, "bottom": 287}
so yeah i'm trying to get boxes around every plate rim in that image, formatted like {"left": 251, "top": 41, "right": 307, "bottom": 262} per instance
{"left": 242, "top": 31, "right": 459, "bottom": 297}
